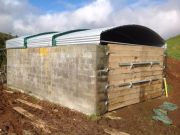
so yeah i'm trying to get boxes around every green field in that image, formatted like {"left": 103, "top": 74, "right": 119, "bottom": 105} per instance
{"left": 166, "top": 35, "right": 180, "bottom": 60}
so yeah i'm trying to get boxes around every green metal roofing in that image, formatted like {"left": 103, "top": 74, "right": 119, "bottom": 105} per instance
{"left": 52, "top": 29, "right": 89, "bottom": 46}
{"left": 24, "top": 32, "right": 58, "bottom": 48}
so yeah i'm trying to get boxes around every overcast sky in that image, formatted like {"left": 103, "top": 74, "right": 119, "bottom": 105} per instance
{"left": 0, "top": 0, "right": 179, "bottom": 39}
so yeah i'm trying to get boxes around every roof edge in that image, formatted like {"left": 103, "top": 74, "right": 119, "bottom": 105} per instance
{"left": 52, "top": 29, "right": 89, "bottom": 46}
{"left": 24, "top": 32, "right": 58, "bottom": 48}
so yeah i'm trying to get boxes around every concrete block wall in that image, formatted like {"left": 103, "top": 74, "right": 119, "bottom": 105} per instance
{"left": 96, "top": 46, "right": 109, "bottom": 114}
{"left": 7, "top": 45, "right": 108, "bottom": 115}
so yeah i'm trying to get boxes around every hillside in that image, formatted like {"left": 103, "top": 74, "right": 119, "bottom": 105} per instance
{"left": 0, "top": 32, "right": 14, "bottom": 48}
{"left": 166, "top": 35, "right": 180, "bottom": 60}
{"left": 0, "top": 32, "right": 14, "bottom": 69}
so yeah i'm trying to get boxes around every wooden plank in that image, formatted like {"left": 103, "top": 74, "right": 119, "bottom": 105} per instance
{"left": 108, "top": 55, "right": 164, "bottom": 64}
{"left": 108, "top": 98, "right": 140, "bottom": 111}
{"left": 104, "top": 128, "right": 130, "bottom": 135}
{"left": 108, "top": 51, "right": 163, "bottom": 57}
{"left": 108, "top": 70, "right": 163, "bottom": 81}
{"left": 108, "top": 44, "right": 164, "bottom": 52}
{"left": 109, "top": 62, "right": 163, "bottom": 69}
{"left": 147, "top": 91, "right": 163, "bottom": 99}
{"left": 109, "top": 59, "right": 164, "bottom": 69}
{"left": 108, "top": 83, "right": 162, "bottom": 99}
{"left": 110, "top": 70, "right": 163, "bottom": 76}
{"left": 13, "top": 107, "right": 51, "bottom": 134}
{"left": 4, "top": 90, "right": 14, "bottom": 94}
{"left": 108, "top": 80, "right": 162, "bottom": 92}
{"left": 17, "top": 99, "right": 43, "bottom": 110}
{"left": 108, "top": 88, "right": 162, "bottom": 104}
{"left": 104, "top": 115, "right": 122, "bottom": 120}
{"left": 108, "top": 50, "right": 164, "bottom": 56}
{"left": 108, "top": 74, "right": 163, "bottom": 85}
{"left": 108, "top": 89, "right": 162, "bottom": 105}
{"left": 109, "top": 92, "right": 141, "bottom": 105}
{"left": 108, "top": 83, "right": 162, "bottom": 96}
{"left": 108, "top": 91, "right": 162, "bottom": 111}
{"left": 109, "top": 66, "right": 163, "bottom": 75}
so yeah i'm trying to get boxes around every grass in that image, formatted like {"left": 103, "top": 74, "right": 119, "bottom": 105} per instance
{"left": 166, "top": 35, "right": 180, "bottom": 60}
{"left": 167, "top": 84, "right": 173, "bottom": 92}
{"left": 88, "top": 114, "right": 101, "bottom": 121}
{"left": 167, "top": 84, "right": 173, "bottom": 95}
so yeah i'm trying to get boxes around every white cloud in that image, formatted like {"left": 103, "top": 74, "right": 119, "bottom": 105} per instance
{"left": 0, "top": 0, "right": 179, "bottom": 39}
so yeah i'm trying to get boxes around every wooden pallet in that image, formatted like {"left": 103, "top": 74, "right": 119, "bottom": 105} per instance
{"left": 107, "top": 44, "right": 164, "bottom": 111}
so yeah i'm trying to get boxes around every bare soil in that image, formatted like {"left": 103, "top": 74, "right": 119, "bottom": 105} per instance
{"left": 0, "top": 88, "right": 107, "bottom": 135}
{"left": 0, "top": 57, "right": 179, "bottom": 135}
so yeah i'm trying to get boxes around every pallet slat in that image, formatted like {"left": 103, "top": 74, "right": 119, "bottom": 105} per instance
{"left": 108, "top": 70, "right": 163, "bottom": 81}
{"left": 109, "top": 66, "right": 163, "bottom": 75}
{"left": 108, "top": 89, "right": 163, "bottom": 105}
{"left": 109, "top": 56, "right": 164, "bottom": 68}
{"left": 108, "top": 91, "right": 162, "bottom": 111}
{"left": 108, "top": 83, "right": 162, "bottom": 99}
{"left": 108, "top": 80, "right": 162, "bottom": 92}
{"left": 108, "top": 44, "right": 164, "bottom": 52}
{"left": 109, "top": 74, "right": 163, "bottom": 85}
{"left": 108, "top": 98, "right": 140, "bottom": 111}
{"left": 109, "top": 59, "right": 164, "bottom": 68}
{"left": 108, "top": 50, "right": 164, "bottom": 56}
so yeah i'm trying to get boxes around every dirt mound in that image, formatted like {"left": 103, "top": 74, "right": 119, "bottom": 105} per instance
{"left": 0, "top": 86, "right": 107, "bottom": 135}
{"left": 0, "top": 86, "right": 23, "bottom": 134}
{"left": 166, "top": 57, "right": 180, "bottom": 83}
{"left": 166, "top": 57, "right": 180, "bottom": 128}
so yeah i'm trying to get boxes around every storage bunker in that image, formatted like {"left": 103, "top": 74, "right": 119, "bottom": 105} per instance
{"left": 6, "top": 25, "right": 165, "bottom": 115}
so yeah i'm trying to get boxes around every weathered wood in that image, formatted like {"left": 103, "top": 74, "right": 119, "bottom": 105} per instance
{"left": 4, "top": 90, "right": 14, "bottom": 94}
{"left": 108, "top": 44, "right": 164, "bottom": 52}
{"left": 109, "top": 92, "right": 141, "bottom": 105}
{"left": 108, "top": 80, "right": 162, "bottom": 93}
{"left": 104, "top": 127, "right": 130, "bottom": 135}
{"left": 109, "top": 55, "right": 164, "bottom": 65}
{"left": 108, "top": 98, "right": 140, "bottom": 111}
{"left": 108, "top": 74, "right": 163, "bottom": 85}
{"left": 17, "top": 99, "right": 43, "bottom": 110}
{"left": 109, "top": 88, "right": 163, "bottom": 103}
{"left": 108, "top": 70, "right": 163, "bottom": 81}
{"left": 108, "top": 83, "right": 162, "bottom": 99}
{"left": 109, "top": 66, "right": 163, "bottom": 75}
{"left": 104, "top": 114, "right": 122, "bottom": 120}
{"left": 108, "top": 50, "right": 164, "bottom": 56}
{"left": 107, "top": 44, "right": 164, "bottom": 111}
{"left": 108, "top": 91, "right": 162, "bottom": 111}
{"left": 109, "top": 62, "right": 163, "bottom": 68}
{"left": 109, "top": 55, "right": 164, "bottom": 62}
{"left": 13, "top": 107, "right": 51, "bottom": 134}
{"left": 108, "top": 89, "right": 163, "bottom": 105}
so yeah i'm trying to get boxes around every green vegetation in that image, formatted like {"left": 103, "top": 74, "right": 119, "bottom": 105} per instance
{"left": 167, "top": 84, "right": 173, "bottom": 91}
{"left": 167, "top": 84, "right": 173, "bottom": 95}
{"left": 88, "top": 114, "right": 101, "bottom": 121}
{"left": 0, "top": 32, "right": 14, "bottom": 47}
{"left": 0, "top": 32, "right": 15, "bottom": 69}
{"left": 166, "top": 35, "right": 180, "bottom": 60}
